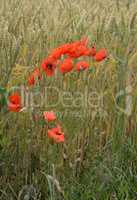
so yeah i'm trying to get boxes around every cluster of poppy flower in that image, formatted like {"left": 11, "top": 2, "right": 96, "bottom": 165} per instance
{"left": 6, "top": 37, "right": 107, "bottom": 143}
{"left": 7, "top": 95, "right": 64, "bottom": 142}
{"left": 28, "top": 37, "right": 107, "bottom": 86}
{"left": 44, "top": 111, "right": 65, "bottom": 143}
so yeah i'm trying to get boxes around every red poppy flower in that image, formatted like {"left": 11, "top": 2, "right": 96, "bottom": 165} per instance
{"left": 66, "top": 38, "right": 87, "bottom": 58}
{"left": 53, "top": 38, "right": 89, "bottom": 59}
{"left": 8, "top": 92, "right": 21, "bottom": 112}
{"left": 50, "top": 44, "right": 72, "bottom": 60}
{"left": 41, "top": 57, "right": 56, "bottom": 76}
{"left": 50, "top": 47, "right": 63, "bottom": 60}
{"left": 48, "top": 125, "right": 65, "bottom": 143}
{"left": 76, "top": 61, "right": 89, "bottom": 71}
{"left": 43, "top": 111, "right": 56, "bottom": 122}
{"left": 57, "top": 44, "right": 71, "bottom": 56}
{"left": 84, "top": 46, "right": 96, "bottom": 57}
{"left": 94, "top": 48, "right": 107, "bottom": 62}
{"left": 67, "top": 44, "right": 89, "bottom": 58}
{"left": 59, "top": 58, "right": 73, "bottom": 74}
{"left": 28, "top": 67, "right": 42, "bottom": 86}
{"left": 50, "top": 37, "right": 89, "bottom": 59}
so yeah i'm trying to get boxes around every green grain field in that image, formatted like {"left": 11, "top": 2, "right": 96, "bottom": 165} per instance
{"left": 0, "top": 0, "right": 137, "bottom": 199}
